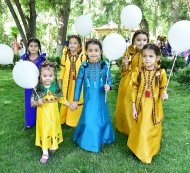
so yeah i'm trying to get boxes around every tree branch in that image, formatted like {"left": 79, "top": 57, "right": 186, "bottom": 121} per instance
{"left": 14, "top": 0, "right": 30, "bottom": 39}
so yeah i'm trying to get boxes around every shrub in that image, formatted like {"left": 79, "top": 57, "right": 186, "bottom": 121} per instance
{"left": 175, "top": 65, "right": 190, "bottom": 85}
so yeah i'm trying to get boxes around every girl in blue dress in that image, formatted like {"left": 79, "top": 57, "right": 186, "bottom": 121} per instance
{"left": 72, "top": 39, "right": 115, "bottom": 152}
{"left": 20, "top": 38, "right": 46, "bottom": 130}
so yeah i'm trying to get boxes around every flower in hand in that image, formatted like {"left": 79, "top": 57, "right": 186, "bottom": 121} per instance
{"left": 161, "top": 92, "right": 168, "bottom": 101}
{"left": 104, "top": 84, "right": 110, "bottom": 92}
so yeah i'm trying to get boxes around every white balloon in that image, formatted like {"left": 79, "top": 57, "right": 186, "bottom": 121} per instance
{"left": 120, "top": 5, "right": 142, "bottom": 29}
{"left": 168, "top": 20, "right": 190, "bottom": 52}
{"left": 103, "top": 33, "right": 127, "bottom": 60}
{"left": 0, "top": 44, "right": 14, "bottom": 65}
{"left": 74, "top": 15, "right": 93, "bottom": 36}
{"left": 13, "top": 61, "right": 39, "bottom": 89}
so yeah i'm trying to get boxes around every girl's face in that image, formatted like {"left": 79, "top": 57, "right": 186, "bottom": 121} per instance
{"left": 41, "top": 67, "right": 55, "bottom": 87}
{"left": 28, "top": 42, "right": 39, "bottom": 54}
{"left": 142, "top": 49, "right": 158, "bottom": 69}
{"left": 86, "top": 43, "right": 102, "bottom": 63}
{"left": 133, "top": 34, "right": 148, "bottom": 50}
{"left": 68, "top": 38, "right": 80, "bottom": 52}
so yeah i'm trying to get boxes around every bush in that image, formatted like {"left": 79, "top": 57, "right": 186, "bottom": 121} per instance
{"left": 161, "top": 56, "right": 187, "bottom": 72}
{"left": 175, "top": 65, "right": 190, "bottom": 85}
{"left": 0, "top": 54, "right": 20, "bottom": 69}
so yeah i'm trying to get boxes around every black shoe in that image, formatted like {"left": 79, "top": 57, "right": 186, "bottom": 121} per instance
{"left": 23, "top": 126, "right": 31, "bottom": 131}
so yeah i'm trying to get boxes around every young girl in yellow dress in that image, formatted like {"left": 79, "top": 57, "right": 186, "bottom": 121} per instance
{"left": 115, "top": 30, "right": 149, "bottom": 135}
{"left": 127, "top": 43, "right": 168, "bottom": 163}
{"left": 31, "top": 61, "right": 68, "bottom": 164}
{"left": 59, "top": 35, "right": 86, "bottom": 126}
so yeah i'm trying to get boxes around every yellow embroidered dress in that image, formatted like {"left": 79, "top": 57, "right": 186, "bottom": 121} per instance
{"left": 127, "top": 68, "right": 167, "bottom": 163}
{"left": 59, "top": 51, "right": 86, "bottom": 126}
{"left": 115, "top": 45, "right": 142, "bottom": 135}
{"left": 33, "top": 82, "right": 65, "bottom": 150}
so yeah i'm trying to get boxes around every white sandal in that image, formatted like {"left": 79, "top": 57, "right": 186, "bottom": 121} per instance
{"left": 40, "top": 154, "right": 49, "bottom": 164}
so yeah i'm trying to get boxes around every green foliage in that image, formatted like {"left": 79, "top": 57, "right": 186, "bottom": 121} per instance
{"left": 175, "top": 65, "right": 190, "bottom": 85}
{"left": 161, "top": 56, "right": 171, "bottom": 71}
{"left": 0, "top": 54, "right": 20, "bottom": 69}
{"left": 161, "top": 56, "right": 187, "bottom": 72}
{"left": 10, "top": 26, "right": 19, "bottom": 39}
{"left": 46, "top": 56, "right": 61, "bottom": 69}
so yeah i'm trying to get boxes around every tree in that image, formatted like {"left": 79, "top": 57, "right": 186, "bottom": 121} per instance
{"left": 5, "top": 0, "right": 37, "bottom": 47}
{"left": 46, "top": 0, "right": 72, "bottom": 56}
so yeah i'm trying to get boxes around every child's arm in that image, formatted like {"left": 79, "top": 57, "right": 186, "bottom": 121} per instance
{"left": 160, "top": 69, "right": 168, "bottom": 101}
{"left": 132, "top": 102, "right": 138, "bottom": 121}
{"left": 121, "top": 56, "right": 129, "bottom": 72}
{"left": 131, "top": 68, "right": 139, "bottom": 120}
{"left": 59, "top": 53, "right": 66, "bottom": 83}
{"left": 131, "top": 69, "right": 139, "bottom": 103}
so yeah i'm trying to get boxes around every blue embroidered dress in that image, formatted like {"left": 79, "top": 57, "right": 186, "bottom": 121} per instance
{"left": 20, "top": 53, "right": 46, "bottom": 127}
{"left": 73, "top": 61, "right": 115, "bottom": 152}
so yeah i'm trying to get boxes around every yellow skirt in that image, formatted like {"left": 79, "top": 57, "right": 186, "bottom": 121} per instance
{"left": 127, "top": 98, "right": 162, "bottom": 163}
{"left": 36, "top": 102, "right": 63, "bottom": 150}
{"left": 115, "top": 72, "right": 135, "bottom": 135}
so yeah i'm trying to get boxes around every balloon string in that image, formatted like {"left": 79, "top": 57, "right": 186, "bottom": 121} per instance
{"left": 105, "top": 65, "right": 110, "bottom": 103}
{"left": 166, "top": 54, "right": 177, "bottom": 91}
{"left": 34, "top": 89, "right": 54, "bottom": 128}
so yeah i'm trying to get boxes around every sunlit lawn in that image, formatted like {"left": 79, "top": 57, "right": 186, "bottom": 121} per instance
{"left": 0, "top": 69, "right": 189, "bottom": 173}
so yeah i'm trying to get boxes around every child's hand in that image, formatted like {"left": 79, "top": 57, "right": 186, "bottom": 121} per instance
{"left": 122, "top": 57, "right": 129, "bottom": 66}
{"left": 132, "top": 103, "right": 138, "bottom": 121}
{"left": 70, "top": 101, "right": 78, "bottom": 111}
{"left": 161, "top": 92, "right": 168, "bottom": 101}
{"left": 38, "top": 99, "right": 43, "bottom": 106}
{"left": 104, "top": 85, "right": 110, "bottom": 92}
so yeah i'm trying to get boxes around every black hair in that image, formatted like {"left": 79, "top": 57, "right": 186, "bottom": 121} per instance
{"left": 138, "top": 43, "right": 161, "bottom": 87}
{"left": 132, "top": 30, "right": 149, "bottom": 45}
{"left": 85, "top": 39, "right": 103, "bottom": 61}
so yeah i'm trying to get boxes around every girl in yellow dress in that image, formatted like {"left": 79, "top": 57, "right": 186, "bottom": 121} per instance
{"left": 115, "top": 30, "right": 149, "bottom": 135}
{"left": 127, "top": 43, "right": 168, "bottom": 163}
{"left": 59, "top": 35, "right": 86, "bottom": 126}
{"left": 32, "top": 61, "right": 68, "bottom": 164}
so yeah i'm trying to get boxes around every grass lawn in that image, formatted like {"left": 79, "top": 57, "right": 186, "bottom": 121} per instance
{"left": 0, "top": 68, "right": 189, "bottom": 173}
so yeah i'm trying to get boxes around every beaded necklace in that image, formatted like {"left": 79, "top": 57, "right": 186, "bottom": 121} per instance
{"left": 87, "top": 62, "right": 102, "bottom": 88}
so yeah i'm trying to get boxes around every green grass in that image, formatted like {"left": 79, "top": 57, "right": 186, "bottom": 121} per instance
{"left": 0, "top": 69, "right": 189, "bottom": 173}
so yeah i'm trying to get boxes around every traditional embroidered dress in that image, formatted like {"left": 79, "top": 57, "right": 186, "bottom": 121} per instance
{"left": 127, "top": 68, "right": 167, "bottom": 163}
{"left": 115, "top": 45, "right": 142, "bottom": 135}
{"left": 59, "top": 49, "right": 86, "bottom": 126}
{"left": 32, "top": 82, "right": 65, "bottom": 150}
{"left": 73, "top": 61, "right": 115, "bottom": 152}
{"left": 20, "top": 53, "right": 46, "bottom": 127}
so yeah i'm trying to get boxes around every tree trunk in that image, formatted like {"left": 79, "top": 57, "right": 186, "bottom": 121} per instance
{"left": 141, "top": 16, "right": 149, "bottom": 33}
{"left": 56, "top": 0, "right": 71, "bottom": 57}
{"left": 5, "top": 0, "right": 27, "bottom": 46}
{"left": 14, "top": 0, "right": 30, "bottom": 40}
{"left": 29, "top": 0, "right": 36, "bottom": 38}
